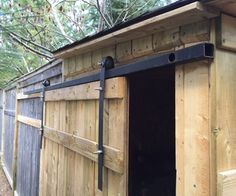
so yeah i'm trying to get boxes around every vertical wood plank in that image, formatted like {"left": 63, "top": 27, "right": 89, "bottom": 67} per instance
{"left": 57, "top": 101, "right": 67, "bottom": 196}
{"left": 92, "top": 50, "right": 102, "bottom": 70}
{"left": 215, "top": 48, "right": 236, "bottom": 170}
{"left": 12, "top": 86, "right": 19, "bottom": 195}
{"left": 175, "top": 65, "right": 185, "bottom": 196}
{"left": 116, "top": 41, "right": 132, "bottom": 62}
{"left": 1, "top": 90, "right": 5, "bottom": 163}
{"left": 153, "top": 27, "right": 180, "bottom": 51}
{"left": 66, "top": 101, "right": 76, "bottom": 196}
{"left": 132, "top": 35, "right": 153, "bottom": 57}
{"left": 68, "top": 57, "right": 76, "bottom": 74}
{"left": 63, "top": 58, "right": 69, "bottom": 79}
{"left": 184, "top": 62, "right": 210, "bottom": 196}
{"left": 209, "top": 19, "right": 217, "bottom": 196}
{"left": 107, "top": 79, "right": 128, "bottom": 196}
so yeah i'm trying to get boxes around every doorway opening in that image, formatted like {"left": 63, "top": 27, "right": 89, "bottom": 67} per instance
{"left": 128, "top": 66, "right": 175, "bottom": 196}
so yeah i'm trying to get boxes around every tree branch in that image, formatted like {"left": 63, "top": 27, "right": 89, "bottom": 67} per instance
{"left": 82, "top": 0, "right": 113, "bottom": 28}
{"left": 46, "top": 0, "right": 74, "bottom": 43}
{"left": 60, "top": 12, "right": 86, "bottom": 37}
{"left": 9, "top": 33, "right": 53, "bottom": 59}
{"left": 0, "top": 24, "right": 51, "bottom": 53}
{"left": 114, "top": 0, "right": 139, "bottom": 24}
{"left": 10, "top": 31, "right": 52, "bottom": 52}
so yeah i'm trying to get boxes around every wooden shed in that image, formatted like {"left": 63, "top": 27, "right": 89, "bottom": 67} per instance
{"left": 1, "top": 0, "right": 236, "bottom": 196}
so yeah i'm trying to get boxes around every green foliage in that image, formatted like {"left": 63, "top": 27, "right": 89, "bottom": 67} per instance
{"left": 0, "top": 0, "right": 176, "bottom": 88}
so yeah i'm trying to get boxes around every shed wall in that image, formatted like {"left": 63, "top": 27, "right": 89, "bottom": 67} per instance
{"left": 63, "top": 20, "right": 210, "bottom": 81}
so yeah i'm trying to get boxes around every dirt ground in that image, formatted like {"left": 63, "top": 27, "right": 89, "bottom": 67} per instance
{"left": 0, "top": 167, "right": 11, "bottom": 196}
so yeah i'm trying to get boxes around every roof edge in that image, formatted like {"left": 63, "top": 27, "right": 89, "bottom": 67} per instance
{"left": 53, "top": 0, "right": 198, "bottom": 56}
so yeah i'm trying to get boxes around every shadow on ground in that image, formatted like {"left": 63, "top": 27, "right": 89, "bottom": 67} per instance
{"left": 0, "top": 167, "right": 11, "bottom": 196}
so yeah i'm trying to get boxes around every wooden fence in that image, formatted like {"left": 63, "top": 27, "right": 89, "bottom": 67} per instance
{"left": 0, "top": 60, "right": 62, "bottom": 196}
{"left": 0, "top": 90, "right": 3, "bottom": 159}
{"left": 2, "top": 86, "right": 16, "bottom": 187}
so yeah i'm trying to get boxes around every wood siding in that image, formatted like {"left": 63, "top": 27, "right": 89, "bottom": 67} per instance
{"left": 63, "top": 20, "right": 210, "bottom": 81}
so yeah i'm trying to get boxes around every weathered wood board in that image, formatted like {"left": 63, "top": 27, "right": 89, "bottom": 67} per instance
{"left": 0, "top": 90, "right": 3, "bottom": 159}
{"left": 2, "top": 87, "right": 16, "bottom": 187}
{"left": 12, "top": 60, "right": 63, "bottom": 196}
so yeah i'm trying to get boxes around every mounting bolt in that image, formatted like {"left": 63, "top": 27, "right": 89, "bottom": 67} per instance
{"left": 93, "top": 150, "right": 103, "bottom": 154}
{"left": 94, "top": 87, "right": 103, "bottom": 91}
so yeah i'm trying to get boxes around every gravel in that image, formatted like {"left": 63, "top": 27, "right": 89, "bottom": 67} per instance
{"left": 0, "top": 167, "right": 11, "bottom": 196}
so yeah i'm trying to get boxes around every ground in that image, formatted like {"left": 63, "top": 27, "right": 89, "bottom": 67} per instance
{"left": 0, "top": 167, "right": 11, "bottom": 196}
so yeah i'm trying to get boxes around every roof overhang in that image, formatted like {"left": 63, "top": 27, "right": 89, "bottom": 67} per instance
{"left": 203, "top": 0, "right": 236, "bottom": 17}
{"left": 53, "top": 1, "right": 218, "bottom": 59}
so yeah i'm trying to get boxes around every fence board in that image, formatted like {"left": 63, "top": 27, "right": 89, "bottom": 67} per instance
{"left": 16, "top": 123, "right": 41, "bottom": 196}
{"left": 2, "top": 87, "right": 16, "bottom": 186}
{"left": 13, "top": 60, "right": 62, "bottom": 196}
{"left": 0, "top": 90, "right": 3, "bottom": 158}
{"left": 44, "top": 126, "right": 124, "bottom": 173}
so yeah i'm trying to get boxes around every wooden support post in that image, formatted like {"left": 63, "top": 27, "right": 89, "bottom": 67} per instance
{"left": 12, "top": 86, "right": 19, "bottom": 196}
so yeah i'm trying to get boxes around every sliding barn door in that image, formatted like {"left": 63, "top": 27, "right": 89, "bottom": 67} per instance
{"left": 39, "top": 77, "right": 128, "bottom": 196}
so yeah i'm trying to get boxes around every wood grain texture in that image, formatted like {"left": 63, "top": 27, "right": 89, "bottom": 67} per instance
{"left": 175, "top": 65, "right": 185, "bottom": 196}
{"left": 40, "top": 77, "right": 128, "bottom": 196}
{"left": 153, "top": 27, "right": 180, "bottom": 51}
{"left": 216, "top": 14, "right": 236, "bottom": 52}
{"left": 45, "top": 77, "right": 126, "bottom": 101}
{"left": 62, "top": 19, "right": 211, "bottom": 82}
{"left": 215, "top": 48, "right": 236, "bottom": 171}
{"left": 43, "top": 126, "right": 124, "bottom": 173}
{"left": 175, "top": 61, "right": 210, "bottom": 196}
{"left": 17, "top": 115, "right": 41, "bottom": 129}
{"left": 2, "top": 88, "right": 16, "bottom": 186}
{"left": 132, "top": 35, "right": 153, "bottom": 57}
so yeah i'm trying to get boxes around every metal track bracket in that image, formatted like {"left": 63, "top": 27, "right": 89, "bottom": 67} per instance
{"left": 40, "top": 80, "right": 50, "bottom": 149}
{"left": 97, "top": 56, "right": 114, "bottom": 191}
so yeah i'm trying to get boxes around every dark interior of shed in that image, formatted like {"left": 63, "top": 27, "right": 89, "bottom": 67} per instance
{"left": 128, "top": 66, "right": 176, "bottom": 196}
